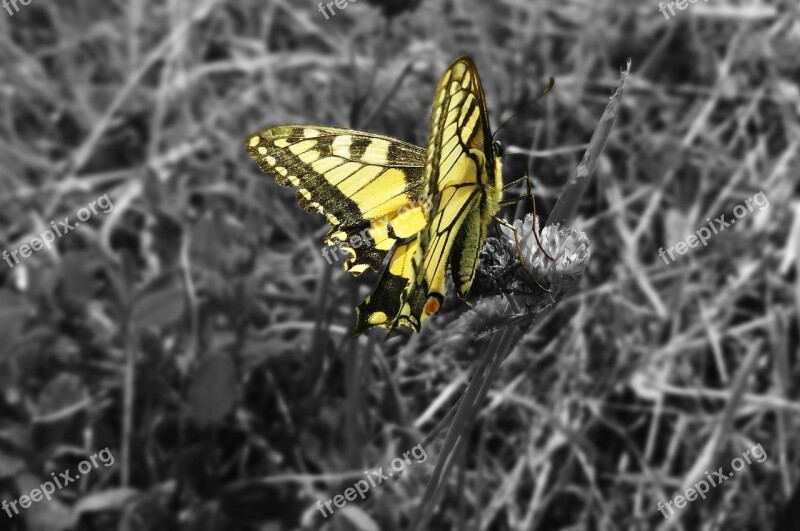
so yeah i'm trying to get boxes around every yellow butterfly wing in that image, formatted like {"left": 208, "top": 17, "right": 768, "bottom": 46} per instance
{"left": 246, "top": 126, "right": 430, "bottom": 276}
{"left": 247, "top": 57, "right": 502, "bottom": 336}
{"left": 394, "top": 57, "right": 503, "bottom": 332}
{"left": 354, "top": 238, "right": 420, "bottom": 334}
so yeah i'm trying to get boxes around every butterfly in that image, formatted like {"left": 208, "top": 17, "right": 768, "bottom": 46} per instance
{"left": 247, "top": 57, "right": 519, "bottom": 335}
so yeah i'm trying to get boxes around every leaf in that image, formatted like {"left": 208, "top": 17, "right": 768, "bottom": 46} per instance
{"left": 0, "top": 445, "right": 26, "bottom": 477}
{"left": 59, "top": 251, "right": 102, "bottom": 308}
{"left": 73, "top": 487, "right": 139, "bottom": 515}
{"left": 190, "top": 215, "right": 252, "bottom": 273}
{"left": 36, "top": 373, "right": 87, "bottom": 420}
{"left": 14, "top": 473, "right": 73, "bottom": 531}
{"left": 188, "top": 353, "right": 237, "bottom": 426}
{"left": 339, "top": 505, "right": 381, "bottom": 531}
{"left": 131, "top": 276, "right": 185, "bottom": 329}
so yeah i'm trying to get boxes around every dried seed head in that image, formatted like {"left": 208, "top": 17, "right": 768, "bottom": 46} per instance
{"left": 449, "top": 215, "right": 592, "bottom": 340}
{"left": 497, "top": 214, "right": 591, "bottom": 294}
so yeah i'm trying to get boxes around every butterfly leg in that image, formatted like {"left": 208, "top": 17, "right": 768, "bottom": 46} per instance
{"left": 498, "top": 195, "right": 528, "bottom": 207}
{"left": 492, "top": 216, "right": 549, "bottom": 292}
{"left": 523, "top": 176, "right": 554, "bottom": 262}
{"left": 502, "top": 175, "right": 529, "bottom": 191}
{"left": 499, "top": 177, "right": 554, "bottom": 261}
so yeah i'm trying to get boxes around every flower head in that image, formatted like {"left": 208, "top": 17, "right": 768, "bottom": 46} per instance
{"left": 498, "top": 214, "right": 591, "bottom": 293}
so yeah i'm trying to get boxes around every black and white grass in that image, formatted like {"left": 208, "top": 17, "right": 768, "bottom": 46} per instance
{"left": 405, "top": 64, "right": 626, "bottom": 530}
{"left": 2, "top": 2, "right": 799, "bottom": 531}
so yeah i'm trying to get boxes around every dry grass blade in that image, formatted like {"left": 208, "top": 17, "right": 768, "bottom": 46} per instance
{"left": 410, "top": 61, "right": 631, "bottom": 531}
{"left": 546, "top": 58, "right": 631, "bottom": 227}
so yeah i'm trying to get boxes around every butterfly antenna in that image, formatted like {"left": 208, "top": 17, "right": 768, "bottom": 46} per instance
{"left": 491, "top": 77, "right": 555, "bottom": 141}
{"left": 500, "top": 152, "right": 534, "bottom": 163}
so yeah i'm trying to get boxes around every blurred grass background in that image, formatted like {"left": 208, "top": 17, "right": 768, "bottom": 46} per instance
{"left": 0, "top": 0, "right": 798, "bottom": 529}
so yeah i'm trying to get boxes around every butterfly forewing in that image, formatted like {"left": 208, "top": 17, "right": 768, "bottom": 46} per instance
{"left": 246, "top": 126, "right": 428, "bottom": 275}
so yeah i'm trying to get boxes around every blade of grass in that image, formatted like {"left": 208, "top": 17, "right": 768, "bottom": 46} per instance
{"left": 546, "top": 58, "right": 631, "bottom": 227}
{"left": 411, "top": 59, "right": 631, "bottom": 531}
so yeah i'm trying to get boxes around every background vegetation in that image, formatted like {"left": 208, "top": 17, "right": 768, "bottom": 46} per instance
{"left": 0, "top": 0, "right": 798, "bottom": 529}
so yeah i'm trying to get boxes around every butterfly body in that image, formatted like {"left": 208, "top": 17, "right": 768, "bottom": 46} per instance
{"left": 393, "top": 58, "right": 503, "bottom": 332}
{"left": 247, "top": 57, "right": 503, "bottom": 335}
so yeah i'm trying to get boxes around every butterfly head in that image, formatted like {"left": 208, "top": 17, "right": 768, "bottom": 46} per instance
{"left": 492, "top": 140, "right": 504, "bottom": 159}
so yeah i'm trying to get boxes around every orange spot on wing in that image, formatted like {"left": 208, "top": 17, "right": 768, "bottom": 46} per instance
{"left": 423, "top": 298, "right": 441, "bottom": 316}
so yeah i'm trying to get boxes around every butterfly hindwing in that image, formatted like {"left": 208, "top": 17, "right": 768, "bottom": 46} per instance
{"left": 394, "top": 57, "right": 503, "bottom": 331}
{"left": 450, "top": 204, "right": 486, "bottom": 296}
{"left": 354, "top": 238, "right": 419, "bottom": 334}
{"left": 246, "top": 126, "right": 429, "bottom": 275}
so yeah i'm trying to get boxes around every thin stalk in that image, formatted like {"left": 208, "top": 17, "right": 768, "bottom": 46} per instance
{"left": 410, "top": 59, "right": 631, "bottom": 531}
